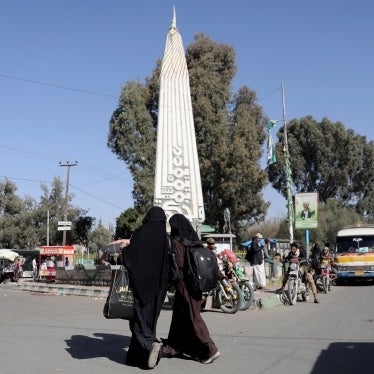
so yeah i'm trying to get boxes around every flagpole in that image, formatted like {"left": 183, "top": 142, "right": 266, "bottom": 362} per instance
{"left": 281, "top": 82, "right": 294, "bottom": 243}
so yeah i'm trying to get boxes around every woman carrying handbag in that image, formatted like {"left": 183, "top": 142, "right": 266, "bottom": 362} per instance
{"left": 122, "top": 206, "right": 170, "bottom": 369}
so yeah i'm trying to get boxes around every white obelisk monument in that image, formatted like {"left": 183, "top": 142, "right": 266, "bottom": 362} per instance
{"left": 154, "top": 9, "right": 205, "bottom": 228}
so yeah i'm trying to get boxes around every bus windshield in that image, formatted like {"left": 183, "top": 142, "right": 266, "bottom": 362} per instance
{"left": 336, "top": 235, "right": 374, "bottom": 254}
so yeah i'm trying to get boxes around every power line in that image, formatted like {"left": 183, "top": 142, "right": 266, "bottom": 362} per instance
{"left": 0, "top": 144, "right": 131, "bottom": 185}
{"left": 70, "top": 184, "right": 125, "bottom": 211}
{"left": 0, "top": 175, "right": 50, "bottom": 184}
{"left": 0, "top": 175, "right": 126, "bottom": 212}
{"left": 258, "top": 87, "right": 282, "bottom": 103}
{"left": 0, "top": 73, "right": 119, "bottom": 99}
{"left": 0, "top": 72, "right": 281, "bottom": 104}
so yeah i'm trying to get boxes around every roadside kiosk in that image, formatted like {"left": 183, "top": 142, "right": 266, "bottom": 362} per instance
{"left": 39, "top": 246, "right": 74, "bottom": 281}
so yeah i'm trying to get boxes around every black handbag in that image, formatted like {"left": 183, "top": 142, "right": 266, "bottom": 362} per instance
{"left": 103, "top": 265, "right": 134, "bottom": 320}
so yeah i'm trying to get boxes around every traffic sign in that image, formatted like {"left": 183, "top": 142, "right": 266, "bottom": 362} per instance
{"left": 58, "top": 226, "right": 72, "bottom": 231}
{"left": 58, "top": 221, "right": 72, "bottom": 226}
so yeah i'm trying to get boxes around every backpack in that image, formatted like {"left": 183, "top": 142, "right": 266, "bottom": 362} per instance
{"left": 183, "top": 239, "right": 218, "bottom": 296}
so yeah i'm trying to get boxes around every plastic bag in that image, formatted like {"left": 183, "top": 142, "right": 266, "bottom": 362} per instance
{"left": 103, "top": 266, "right": 134, "bottom": 320}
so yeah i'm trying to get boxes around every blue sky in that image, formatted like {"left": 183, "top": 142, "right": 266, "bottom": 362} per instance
{"left": 1, "top": 1, "right": 373, "bottom": 229}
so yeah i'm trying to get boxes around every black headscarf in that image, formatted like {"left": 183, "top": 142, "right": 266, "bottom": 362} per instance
{"left": 122, "top": 206, "right": 169, "bottom": 306}
{"left": 169, "top": 214, "right": 201, "bottom": 243}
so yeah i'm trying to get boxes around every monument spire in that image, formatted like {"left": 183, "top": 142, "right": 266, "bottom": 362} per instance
{"left": 171, "top": 6, "right": 176, "bottom": 29}
{"left": 154, "top": 9, "right": 205, "bottom": 228}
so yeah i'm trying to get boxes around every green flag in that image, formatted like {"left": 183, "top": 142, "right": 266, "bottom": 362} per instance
{"left": 266, "top": 120, "right": 278, "bottom": 129}
{"left": 267, "top": 132, "right": 276, "bottom": 164}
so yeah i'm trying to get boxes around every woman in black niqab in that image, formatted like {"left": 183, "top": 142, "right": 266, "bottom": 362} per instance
{"left": 122, "top": 206, "right": 169, "bottom": 369}
{"left": 163, "top": 213, "right": 221, "bottom": 364}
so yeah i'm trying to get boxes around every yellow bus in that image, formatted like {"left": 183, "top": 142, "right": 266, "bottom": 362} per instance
{"left": 335, "top": 225, "right": 374, "bottom": 280}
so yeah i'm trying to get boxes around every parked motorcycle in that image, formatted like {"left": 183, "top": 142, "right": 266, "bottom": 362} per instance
{"left": 219, "top": 252, "right": 254, "bottom": 310}
{"left": 212, "top": 276, "right": 243, "bottom": 314}
{"left": 286, "top": 260, "right": 311, "bottom": 305}
{"left": 166, "top": 275, "right": 243, "bottom": 314}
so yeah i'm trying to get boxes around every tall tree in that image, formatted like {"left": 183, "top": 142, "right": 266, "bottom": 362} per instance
{"left": 0, "top": 179, "right": 27, "bottom": 248}
{"left": 268, "top": 116, "right": 374, "bottom": 218}
{"left": 107, "top": 81, "right": 156, "bottom": 210}
{"left": 186, "top": 34, "right": 235, "bottom": 228}
{"left": 353, "top": 137, "right": 374, "bottom": 220}
{"left": 36, "top": 177, "right": 83, "bottom": 246}
{"left": 0, "top": 179, "right": 24, "bottom": 216}
{"left": 222, "top": 86, "right": 269, "bottom": 231}
{"left": 88, "top": 220, "right": 112, "bottom": 252}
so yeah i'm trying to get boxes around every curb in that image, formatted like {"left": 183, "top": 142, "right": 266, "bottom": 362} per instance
{"left": 12, "top": 283, "right": 109, "bottom": 298}
{"left": 259, "top": 294, "right": 283, "bottom": 310}
{"left": 10, "top": 282, "right": 284, "bottom": 310}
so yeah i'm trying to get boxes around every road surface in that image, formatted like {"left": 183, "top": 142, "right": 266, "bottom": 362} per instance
{"left": 0, "top": 280, "right": 373, "bottom": 374}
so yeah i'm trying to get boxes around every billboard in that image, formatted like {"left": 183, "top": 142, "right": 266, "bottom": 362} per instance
{"left": 295, "top": 192, "right": 318, "bottom": 229}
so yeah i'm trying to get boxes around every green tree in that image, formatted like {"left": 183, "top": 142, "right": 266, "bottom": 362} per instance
{"left": 222, "top": 87, "right": 269, "bottom": 235}
{"left": 0, "top": 179, "right": 27, "bottom": 248}
{"left": 36, "top": 177, "right": 83, "bottom": 245}
{"left": 108, "top": 34, "right": 269, "bottom": 236}
{"left": 268, "top": 116, "right": 374, "bottom": 218}
{"left": 88, "top": 220, "right": 112, "bottom": 252}
{"left": 0, "top": 177, "right": 102, "bottom": 248}
{"left": 14, "top": 195, "right": 41, "bottom": 248}
{"left": 0, "top": 179, "right": 24, "bottom": 216}
{"left": 186, "top": 34, "right": 239, "bottom": 230}
{"left": 114, "top": 208, "right": 142, "bottom": 239}
{"left": 312, "top": 199, "right": 362, "bottom": 245}
{"left": 72, "top": 214, "right": 95, "bottom": 246}
{"left": 354, "top": 139, "right": 374, "bottom": 220}
{"left": 107, "top": 81, "right": 156, "bottom": 209}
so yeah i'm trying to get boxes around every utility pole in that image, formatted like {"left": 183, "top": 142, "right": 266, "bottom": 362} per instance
{"left": 59, "top": 161, "right": 77, "bottom": 245}
{"left": 47, "top": 210, "right": 50, "bottom": 246}
{"left": 281, "top": 83, "right": 294, "bottom": 243}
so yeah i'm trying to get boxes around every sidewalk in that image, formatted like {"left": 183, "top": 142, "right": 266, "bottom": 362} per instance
{"left": 6, "top": 277, "right": 284, "bottom": 311}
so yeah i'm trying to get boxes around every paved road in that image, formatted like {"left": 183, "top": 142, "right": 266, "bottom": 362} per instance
{"left": 0, "top": 281, "right": 373, "bottom": 374}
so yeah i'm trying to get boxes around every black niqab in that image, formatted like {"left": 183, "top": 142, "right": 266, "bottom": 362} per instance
{"left": 122, "top": 206, "right": 169, "bottom": 306}
{"left": 169, "top": 214, "right": 201, "bottom": 242}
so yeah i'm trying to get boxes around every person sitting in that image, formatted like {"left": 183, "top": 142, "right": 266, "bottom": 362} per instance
{"left": 99, "top": 254, "right": 111, "bottom": 267}
{"left": 46, "top": 257, "right": 55, "bottom": 269}
{"left": 319, "top": 246, "right": 337, "bottom": 277}
{"left": 277, "top": 242, "right": 319, "bottom": 304}
{"left": 217, "top": 249, "right": 238, "bottom": 279}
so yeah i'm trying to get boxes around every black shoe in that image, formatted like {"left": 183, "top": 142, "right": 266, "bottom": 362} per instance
{"left": 314, "top": 298, "right": 319, "bottom": 304}
{"left": 162, "top": 345, "right": 180, "bottom": 358}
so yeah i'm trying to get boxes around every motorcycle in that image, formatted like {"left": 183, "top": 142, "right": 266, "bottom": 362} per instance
{"left": 211, "top": 275, "right": 243, "bottom": 314}
{"left": 315, "top": 263, "right": 330, "bottom": 293}
{"left": 218, "top": 252, "right": 254, "bottom": 310}
{"left": 166, "top": 273, "right": 243, "bottom": 314}
{"left": 286, "top": 260, "right": 311, "bottom": 305}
